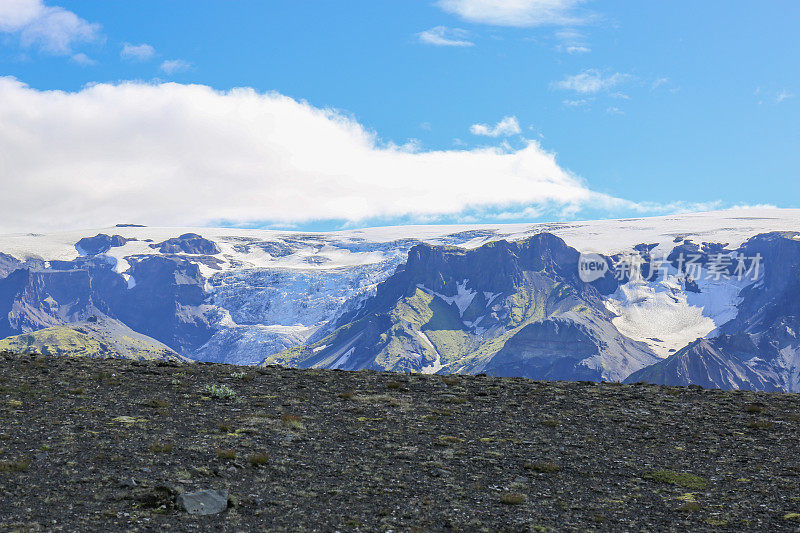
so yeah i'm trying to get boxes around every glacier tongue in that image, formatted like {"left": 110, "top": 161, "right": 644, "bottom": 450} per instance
{"left": 606, "top": 265, "right": 751, "bottom": 358}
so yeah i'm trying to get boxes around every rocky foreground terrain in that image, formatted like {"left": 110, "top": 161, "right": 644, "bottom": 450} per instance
{"left": 2, "top": 353, "right": 800, "bottom": 532}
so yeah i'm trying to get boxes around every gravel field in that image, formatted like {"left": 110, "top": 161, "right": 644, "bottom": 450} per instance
{"left": 2, "top": 352, "right": 800, "bottom": 531}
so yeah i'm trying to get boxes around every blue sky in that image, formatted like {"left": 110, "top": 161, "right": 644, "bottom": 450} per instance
{"left": 0, "top": 1, "right": 798, "bottom": 232}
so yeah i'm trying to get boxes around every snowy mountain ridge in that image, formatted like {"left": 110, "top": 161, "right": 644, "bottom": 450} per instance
{"left": 1, "top": 208, "right": 799, "bottom": 389}
{"left": 3, "top": 208, "right": 800, "bottom": 272}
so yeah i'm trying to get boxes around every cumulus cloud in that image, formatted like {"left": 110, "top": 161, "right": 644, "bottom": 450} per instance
{"left": 470, "top": 116, "right": 522, "bottom": 137}
{"left": 436, "top": 0, "right": 588, "bottom": 27}
{"left": 418, "top": 26, "right": 474, "bottom": 47}
{"left": 121, "top": 42, "right": 155, "bottom": 62}
{"left": 160, "top": 59, "right": 192, "bottom": 74}
{"left": 553, "top": 69, "right": 630, "bottom": 94}
{"left": 0, "top": 0, "right": 99, "bottom": 54}
{"left": 0, "top": 77, "right": 639, "bottom": 233}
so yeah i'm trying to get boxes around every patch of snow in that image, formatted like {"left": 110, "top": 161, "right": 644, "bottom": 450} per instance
{"left": 313, "top": 345, "right": 327, "bottom": 353}
{"left": 417, "top": 330, "right": 435, "bottom": 349}
{"left": 607, "top": 277, "right": 716, "bottom": 359}
{"left": 418, "top": 330, "right": 443, "bottom": 374}
{"left": 218, "top": 309, "right": 238, "bottom": 328}
{"left": 464, "top": 315, "right": 485, "bottom": 329}
{"left": 419, "top": 280, "right": 476, "bottom": 317}
{"left": 484, "top": 291, "right": 501, "bottom": 306}
{"left": 607, "top": 265, "right": 751, "bottom": 358}
{"left": 331, "top": 347, "right": 355, "bottom": 370}
{"left": 421, "top": 354, "right": 443, "bottom": 375}
{"left": 687, "top": 273, "right": 749, "bottom": 337}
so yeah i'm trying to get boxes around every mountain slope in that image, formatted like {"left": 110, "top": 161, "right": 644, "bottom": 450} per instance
{"left": 627, "top": 243, "right": 800, "bottom": 392}
{"left": 263, "top": 234, "right": 659, "bottom": 381}
{"left": 1, "top": 208, "right": 799, "bottom": 383}
{"left": 626, "top": 236, "right": 800, "bottom": 392}
{"left": 0, "top": 315, "right": 187, "bottom": 361}
{"left": 624, "top": 337, "right": 780, "bottom": 391}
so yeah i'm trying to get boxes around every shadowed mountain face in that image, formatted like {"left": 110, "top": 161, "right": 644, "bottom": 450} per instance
{"left": 76, "top": 234, "right": 131, "bottom": 256}
{"left": 625, "top": 338, "right": 781, "bottom": 391}
{"left": 0, "top": 268, "right": 94, "bottom": 339}
{"left": 0, "top": 253, "right": 215, "bottom": 356}
{"left": 718, "top": 233, "right": 800, "bottom": 335}
{"left": 263, "top": 234, "right": 659, "bottom": 382}
{"left": 0, "top": 253, "right": 24, "bottom": 278}
{"left": 626, "top": 233, "right": 800, "bottom": 391}
{"left": 151, "top": 233, "right": 221, "bottom": 255}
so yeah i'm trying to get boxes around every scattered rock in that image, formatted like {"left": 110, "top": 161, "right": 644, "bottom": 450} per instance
{"left": 132, "top": 485, "right": 177, "bottom": 509}
{"left": 177, "top": 489, "right": 229, "bottom": 515}
{"left": 3, "top": 352, "right": 800, "bottom": 531}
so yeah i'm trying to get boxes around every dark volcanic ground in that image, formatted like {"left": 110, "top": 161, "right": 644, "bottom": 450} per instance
{"left": 2, "top": 352, "right": 800, "bottom": 532}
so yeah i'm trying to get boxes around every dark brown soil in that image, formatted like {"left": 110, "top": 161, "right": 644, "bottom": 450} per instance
{"left": 2, "top": 352, "right": 800, "bottom": 531}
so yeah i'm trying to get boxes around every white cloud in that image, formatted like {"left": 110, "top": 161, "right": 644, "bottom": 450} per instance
{"left": 121, "top": 42, "right": 155, "bottom": 62}
{"left": 553, "top": 69, "right": 630, "bottom": 94}
{"left": 651, "top": 77, "right": 669, "bottom": 90}
{"left": 554, "top": 28, "right": 581, "bottom": 41}
{"left": 436, "top": 0, "right": 588, "bottom": 27}
{"left": 756, "top": 87, "right": 795, "bottom": 106}
{"left": 564, "top": 45, "right": 590, "bottom": 54}
{"left": 554, "top": 28, "right": 590, "bottom": 54}
{"left": 470, "top": 116, "right": 522, "bottom": 137}
{"left": 494, "top": 206, "right": 542, "bottom": 220}
{"left": 418, "top": 26, "right": 474, "bottom": 47}
{"left": 160, "top": 59, "right": 192, "bottom": 74}
{"left": 70, "top": 52, "right": 95, "bottom": 66}
{"left": 776, "top": 89, "right": 794, "bottom": 104}
{"left": 562, "top": 98, "right": 588, "bottom": 106}
{"left": 730, "top": 203, "right": 778, "bottom": 210}
{"left": 0, "top": 0, "right": 99, "bottom": 54}
{"left": 0, "top": 77, "right": 638, "bottom": 233}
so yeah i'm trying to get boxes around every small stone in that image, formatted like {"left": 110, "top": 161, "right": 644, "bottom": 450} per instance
{"left": 177, "top": 489, "right": 229, "bottom": 515}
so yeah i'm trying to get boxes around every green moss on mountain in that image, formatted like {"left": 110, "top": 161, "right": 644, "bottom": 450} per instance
{"left": 0, "top": 317, "right": 186, "bottom": 362}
